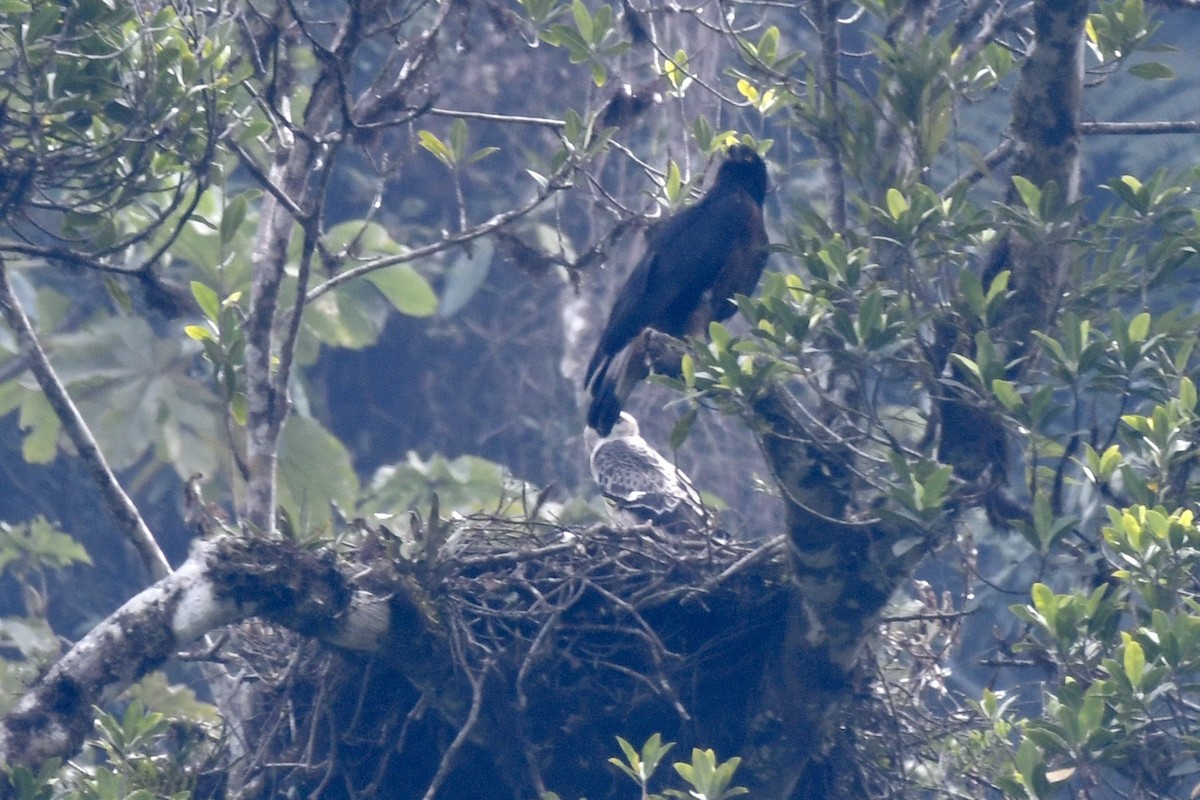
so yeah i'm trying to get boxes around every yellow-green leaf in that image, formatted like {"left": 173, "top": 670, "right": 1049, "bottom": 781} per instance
{"left": 18, "top": 391, "right": 59, "bottom": 464}
{"left": 992, "top": 379, "right": 1022, "bottom": 413}
{"left": 1182, "top": 377, "right": 1197, "bottom": 411}
{"left": 184, "top": 324, "right": 215, "bottom": 342}
{"left": 1123, "top": 637, "right": 1145, "bottom": 688}
{"left": 1128, "top": 311, "right": 1151, "bottom": 343}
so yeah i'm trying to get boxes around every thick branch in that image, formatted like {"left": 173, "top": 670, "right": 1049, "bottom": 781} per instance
{"left": 811, "top": 0, "right": 848, "bottom": 233}
{"left": 0, "top": 533, "right": 440, "bottom": 788}
{"left": 1009, "top": 0, "right": 1087, "bottom": 199}
{"left": 241, "top": 28, "right": 341, "bottom": 533}
{"left": 744, "top": 382, "right": 945, "bottom": 797}
{"left": 0, "top": 263, "right": 170, "bottom": 580}
{"left": 941, "top": 0, "right": 1088, "bottom": 486}
{"left": 995, "top": 0, "right": 1088, "bottom": 335}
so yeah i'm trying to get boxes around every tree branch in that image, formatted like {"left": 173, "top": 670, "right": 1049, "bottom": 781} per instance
{"left": 1080, "top": 120, "right": 1200, "bottom": 135}
{"left": 427, "top": 107, "right": 565, "bottom": 129}
{"left": 0, "top": 262, "right": 171, "bottom": 581}
{"left": 0, "top": 533, "right": 439, "bottom": 786}
{"left": 240, "top": 4, "right": 343, "bottom": 533}
{"left": 305, "top": 158, "right": 577, "bottom": 302}
{"left": 812, "top": 0, "right": 848, "bottom": 233}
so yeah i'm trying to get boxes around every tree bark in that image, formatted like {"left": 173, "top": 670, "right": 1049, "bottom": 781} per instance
{"left": 992, "top": 0, "right": 1088, "bottom": 339}
{"left": 742, "top": 382, "right": 947, "bottom": 796}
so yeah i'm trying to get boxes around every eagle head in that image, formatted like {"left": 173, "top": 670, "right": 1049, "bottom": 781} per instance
{"left": 715, "top": 144, "right": 768, "bottom": 206}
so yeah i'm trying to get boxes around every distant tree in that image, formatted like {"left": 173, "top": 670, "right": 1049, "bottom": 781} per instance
{"left": 1, "top": 0, "right": 1200, "bottom": 799}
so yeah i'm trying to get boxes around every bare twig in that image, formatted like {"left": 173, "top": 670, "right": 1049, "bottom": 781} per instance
{"left": 427, "top": 107, "right": 565, "bottom": 129}
{"left": 695, "top": 534, "right": 787, "bottom": 593}
{"left": 420, "top": 658, "right": 491, "bottom": 800}
{"left": 1080, "top": 120, "right": 1200, "bottom": 135}
{"left": 942, "top": 138, "right": 1016, "bottom": 196}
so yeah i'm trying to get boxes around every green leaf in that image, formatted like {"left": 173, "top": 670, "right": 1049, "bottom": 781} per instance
{"left": 571, "top": 0, "right": 592, "bottom": 41}
{"left": 418, "top": 130, "right": 454, "bottom": 167}
{"left": 1097, "top": 444, "right": 1122, "bottom": 479}
{"left": 1181, "top": 377, "right": 1197, "bottom": 411}
{"left": 1128, "top": 61, "right": 1175, "bottom": 80}
{"left": 467, "top": 146, "right": 500, "bottom": 165}
{"left": 916, "top": 465, "right": 953, "bottom": 511}
{"left": 692, "top": 114, "right": 713, "bottom": 150}
{"left": 680, "top": 353, "right": 695, "bottom": 387}
{"left": 439, "top": 242, "right": 493, "bottom": 318}
{"left": 992, "top": 379, "right": 1022, "bottom": 413}
{"left": 959, "top": 269, "right": 986, "bottom": 319}
{"left": 669, "top": 407, "right": 697, "bottom": 451}
{"left": 18, "top": 391, "right": 60, "bottom": 464}
{"left": 1015, "top": 737, "right": 1049, "bottom": 798}
{"left": 709, "top": 321, "right": 731, "bottom": 350}
{"left": 885, "top": 187, "right": 909, "bottom": 220}
{"left": 949, "top": 353, "right": 982, "bottom": 386}
{"left": 985, "top": 270, "right": 1010, "bottom": 303}
{"left": 1076, "top": 689, "right": 1104, "bottom": 742}
{"left": 325, "top": 221, "right": 406, "bottom": 258}
{"left": 305, "top": 278, "right": 390, "bottom": 350}
{"left": 278, "top": 415, "right": 359, "bottom": 535}
{"left": 664, "top": 49, "right": 690, "bottom": 91}
{"left": 366, "top": 265, "right": 438, "bottom": 317}
{"left": 1011, "top": 175, "right": 1042, "bottom": 214}
{"left": 1030, "top": 582, "right": 1056, "bottom": 627}
{"left": 191, "top": 281, "right": 221, "bottom": 322}
{"left": 1123, "top": 637, "right": 1146, "bottom": 688}
{"left": 660, "top": 160, "right": 685, "bottom": 206}
{"left": 757, "top": 26, "right": 779, "bottom": 64}
{"left": 221, "top": 192, "right": 249, "bottom": 245}
{"left": 638, "top": 733, "right": 674, "bottom": 781}
{"left": 1127, "top": 311, "right": 1151, "bottom": 342}
{"left": 449, "top": 119, "right": 468, "bottom": 161}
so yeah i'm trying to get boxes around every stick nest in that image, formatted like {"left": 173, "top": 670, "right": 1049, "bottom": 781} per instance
{"left": 421, "top": 515, "right": 789, "bottom": 719}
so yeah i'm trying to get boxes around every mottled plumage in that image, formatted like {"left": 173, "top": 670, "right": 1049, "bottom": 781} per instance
{"left": 584, "top": 144, "right": 770, "bottom": 435}
{"left": 585, "top": 413, "right": 708, "bottom": 534}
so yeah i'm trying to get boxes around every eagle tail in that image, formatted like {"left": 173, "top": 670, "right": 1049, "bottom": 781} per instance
{"left": 586, "top": 342, "right": 649, "bottom": 436}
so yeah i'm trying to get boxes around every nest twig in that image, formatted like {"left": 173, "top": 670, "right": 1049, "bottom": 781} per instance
{"left": 431, "top": 517, "right": 783, "bottom": 680}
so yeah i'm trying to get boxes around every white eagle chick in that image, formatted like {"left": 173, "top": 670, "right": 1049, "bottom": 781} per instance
{"left": 585, "top": 412, "right": 708, "bottom": 535}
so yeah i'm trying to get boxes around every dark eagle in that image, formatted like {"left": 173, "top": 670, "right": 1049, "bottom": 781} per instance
{"left": 583, "top": 144, "right": 769, "bottom": 436}
{"left": 584, "top": 412, "right": 708, "bottom": 534}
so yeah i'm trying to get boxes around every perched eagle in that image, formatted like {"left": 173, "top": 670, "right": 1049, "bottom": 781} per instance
{"left": 585, "top": 412, "right": 708, "bottom": 535}
{"left": 584, "top": 144, "right": 769, "bottom": 436}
